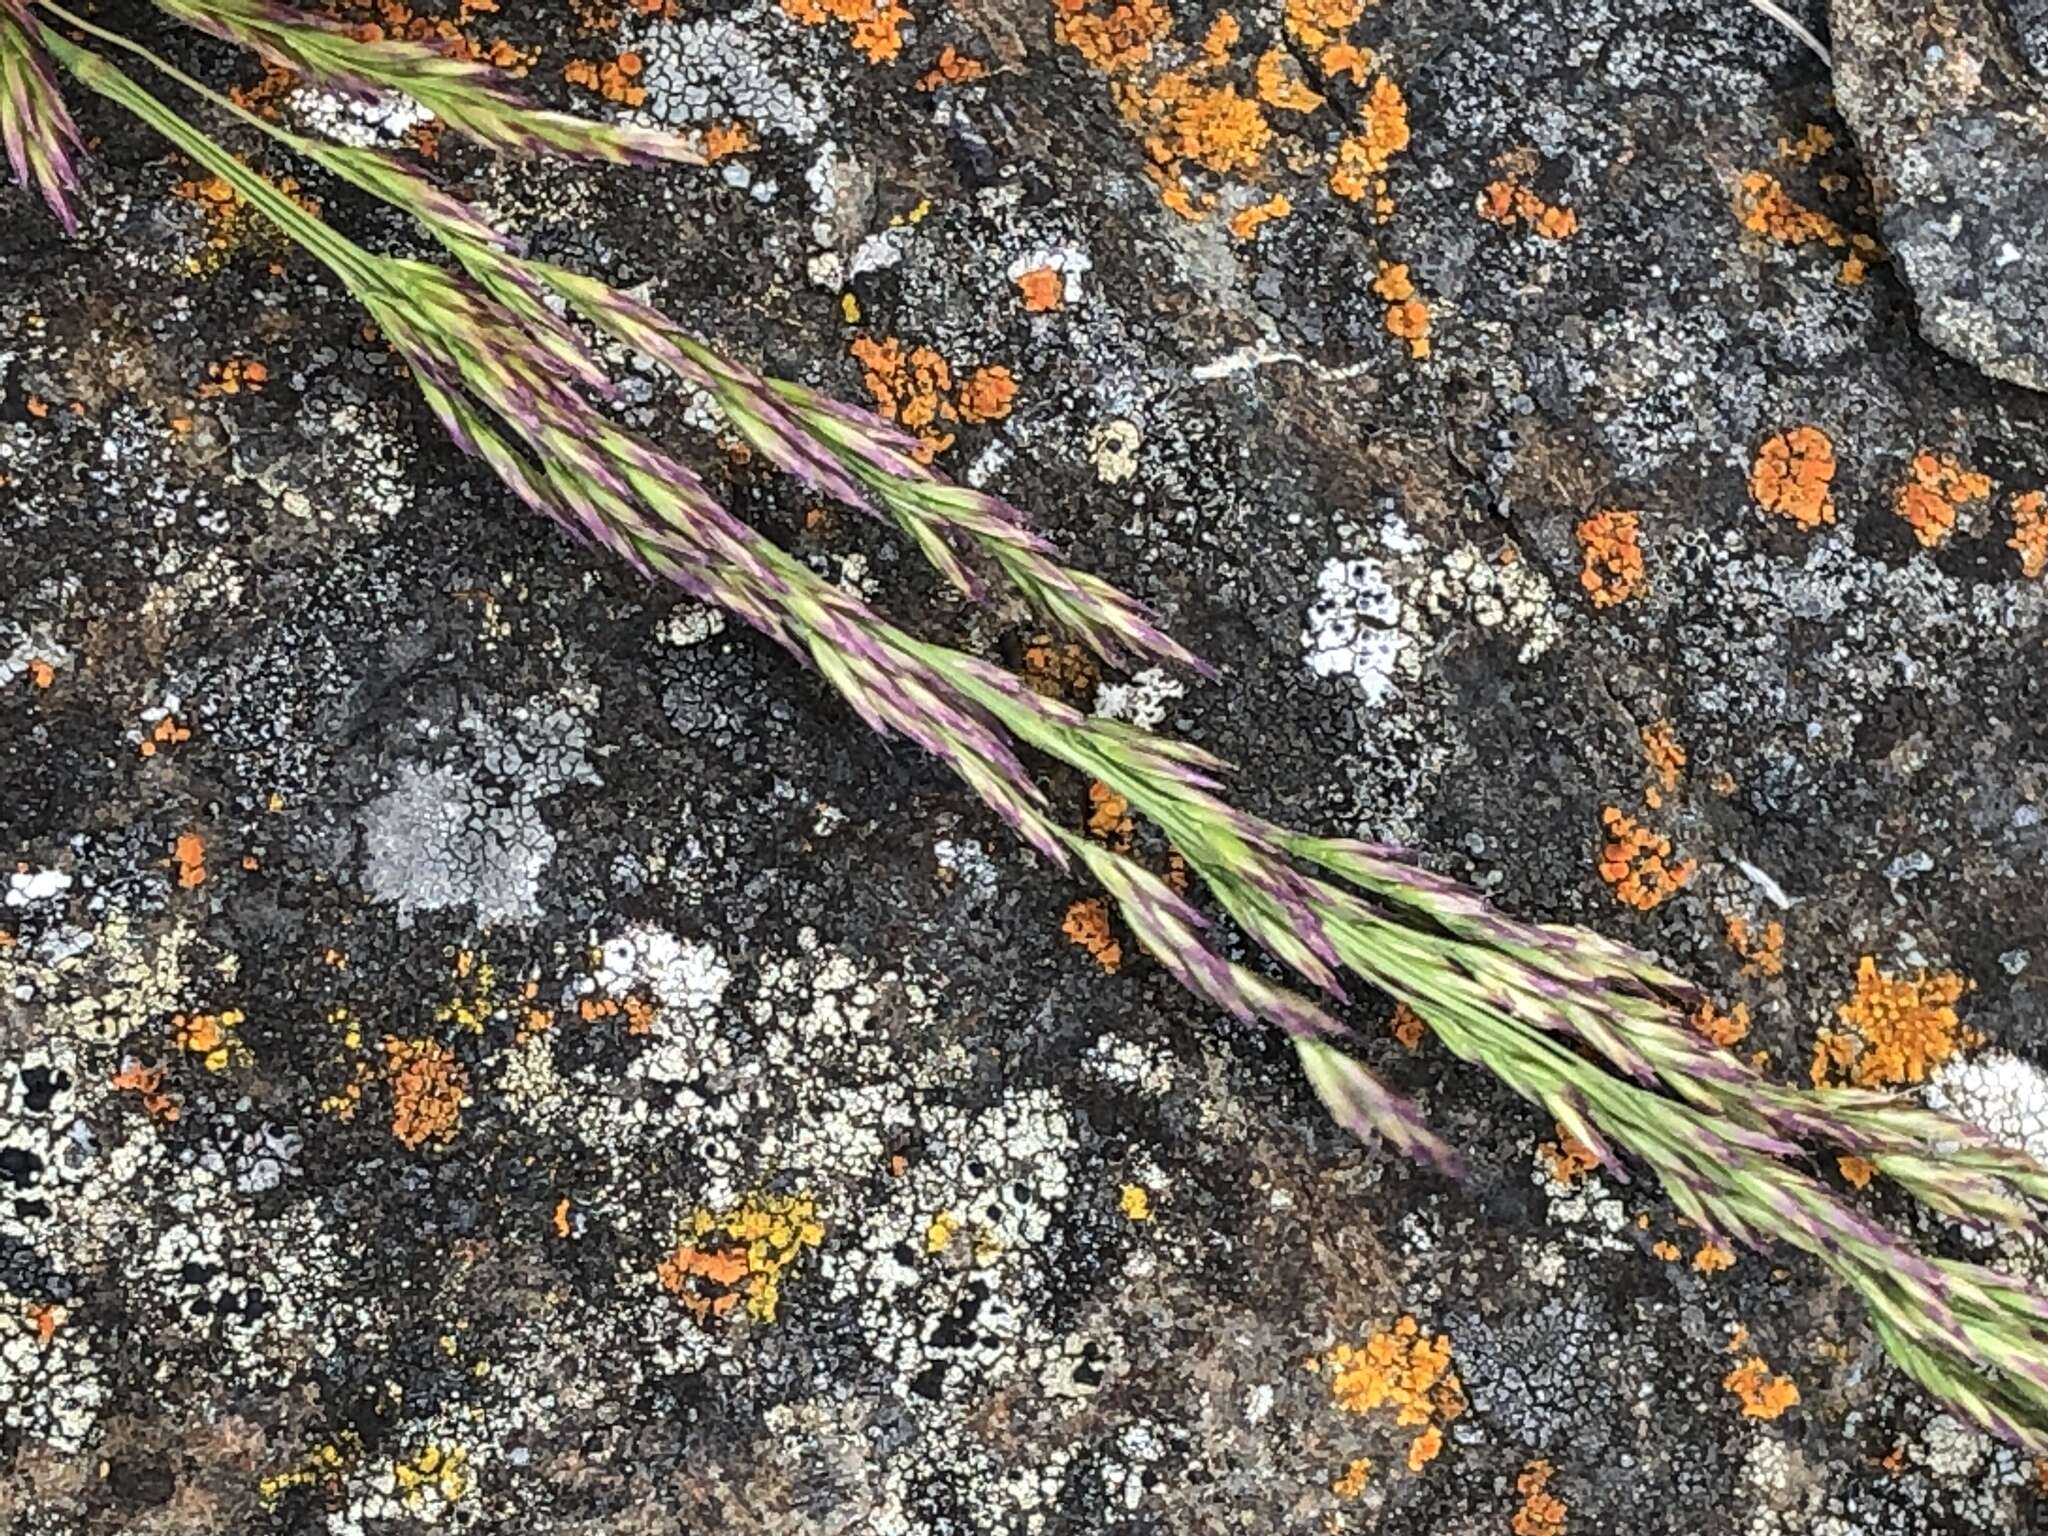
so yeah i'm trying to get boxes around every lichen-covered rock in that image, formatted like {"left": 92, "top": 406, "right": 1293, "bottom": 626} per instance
{"left": 1830, "top": 0, "right": 2048, "bottom": 390}
{"left": 4, "top": 0, "right": 2048, "bottom": 1532}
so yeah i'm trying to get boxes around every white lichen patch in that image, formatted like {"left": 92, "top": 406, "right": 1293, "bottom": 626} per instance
{"left": 288, "top": 86, "right": 434, "bottom": 146}
{"left": 1927, "top": 1051, "right": 2048, "bottom": 1162}
{"left": 1087, "top": 418, "right": 1143, "bottom": 484}
{"left": 1531, "top": 1145, "right": 1634, "bottom": 1255}
{"left": 1305, "top": 516, "right": 1560, "bottom": 706}
{"left": 1093, "top": 666, "right": 1185, "bottom": 731}
{"left": 637, "top": 5, "right": 828, "bottom": 141}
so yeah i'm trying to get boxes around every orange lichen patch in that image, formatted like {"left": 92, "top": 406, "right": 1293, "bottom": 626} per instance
{"left": 1391, "top": 1002, "right": 1427, "bottom": 1050}
{"left": 621, "top": 993, "right": 659, "bottom": 1036}
{"left": 173, "top": 831, "right": 208, "bottom": 889}
{"left": 1284, "top": 0, "right": 1366, "bottom": 50}
{"left": 659, "top": 1193, "right": 824, "bottom": 1323}
{"left": 1597, "top": 808, "right": 1693, "bottom": 910}
{"left": 1052, "top": 0, "right": 1171, "bottom": 74}
{"left": 1086, "top": 780, "right": 1135, "bottom": 851}
{"left": 1693, "top": 1000, "right": 1751, "bottom": 1049}
{"left": 1254, "top": 49, "right": 1324, "bottom": 112}
{"left": 1330, "top": 1457, "right": 1372, "bottom": 1499}
{"left": 552, "top": 1197, "right": 573, "bottom": 1237}
{"left": 173, "top": 1009, "right": 248, "bottom": 1071}
{"left": 385, "top": 1037, "right": 468, "bottom": 1149}
{"left": 1726, "top": 915, "right": 1785, "bottom": 978}
{"left": 1838, "top": 1154, "right": 1875, "bottom": 1189}
{"left": 1478, "top": 179, "right": 1580, "bottom": 241}
{"left": 1895, "top": 451, "right": 1991, "bottom": 550}
{"left": 1813, "top": 956, "right": 1976, "bottom": 1089}
{"left": 1228, "top": 192, "right": 1292, "bottom": 241}
{"left": 1734, "top": 171, "right": 1843, "bottom": 249}
{"left": 1651, "top": 1239, "right": 1682, "bottom": 1262}
{"left": 1749, "top": 426, "right": 1836, "bottom": 529}
{"left": 1779, "top": 123, "right": 1835, "bottom": 163}
{"left": 562, "top": 51, "right": 646, "bottom": 107}
{"left": 1330, "top": 77, "right": 1410, "bottom": 217}
{"left": 140, "top": 714, "right": 192, "bottom": 758}
{"left": 1319, "top": 40, "right": 1371, "bottom": 82}
{"left": 849, "top": 336, "right": 1015, "bottom": 456}
{"left": 1540, "top": 1130, "right": 1602, "bottom": 1183}
{"left": 777, "top": 0, "right": 908, "bottom": 64}
{"left": 1370, "top": 261, "right": 1431, "bottom": 359}
{"left": 1063, "top": 898, "right": 1123, "bottom": 973}
{"left": 1015, "top": 266, "right": 1064, "bottom": 311}
{"left": 197, "top": 358, "right": 269, "bottom": 399}
{"left": 1694, "top": 1241, "right": 1736, "bottom": 1274}
{"left": 1142, "top": 75, "right": 1273, "bottom": 177}
{"left": 917, "top": 45, "right": 988, "bottom": 89}
{"left": 26, "top": 658, "right": 54, "bottom": 689}
{"left": 1574, "top": 509, "right": 1645, "bottom": 608}
{"left": 699, "top": 121, "right": 756, "bottom": 161}
{"left": 1324, "top": 1316, "right": 1466, "bottom": 1473}
{"left": 2011, "top": 491, "right": 2048, "bottom": 578}
{"left": 1199, "top": 11, "right": 1240, "bottom": 60}
{"left": 956, "top": 364, "right": 1017, "bottom": 423}
{"left": 1723, "top": 1355, "right": 1800, "bottom": 1420}
{"left": 1022, "top": 636, "right": 1100, "bottom": 701}
{"left": 1641, "top": 720, "right": 1685, "bottom": 793}
{"left": 1513, "top": 1459, "right": 1568, "bottom": 1536}
{"left": 110, "top": 1061, "right": 181, "bottom": 1122}
{"left": 174, "top": 172, "right": 315, "bottom": 274}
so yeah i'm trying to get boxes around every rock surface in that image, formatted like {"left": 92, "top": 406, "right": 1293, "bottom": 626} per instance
{"left": 1831, "top": 0, "right": 2048, "bottom": 391}
{"left": 3, "top": 0, "right": 2048, "bottom": 1532}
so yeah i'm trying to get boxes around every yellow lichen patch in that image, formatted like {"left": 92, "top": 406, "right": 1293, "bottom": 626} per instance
{"left": 1693, "top": 1241, "right": 1735, "bottom": 1274}
{"left": 392, "top": 1443, "right": 471, "bottom": 1511}
{"left": 1641, "top": 719, "right": 1685, "bottom": 795}
{"left": 778, "top": 0, "right": 909, "bottom": 64}
{"left": 1513, "top": 1459, "right": 1568, "bottom": 1536}
{"left": 1734, "top": 171, "right": 1843, "bottom": 249}
{"left": 1254, "top": 49, "right": 1324, "bottom": 113}
{"left": 659, "top": 1192, "right": 825, "bottom": 1323}
{"left": 1371, "top": 261, "right": 1431, "bottom": 359}
{"left": 1597, "top": 808, "right": 1694, "bottom": 910}
{"left": 1723, "top": 1355, "right": 1800, "bottom": 1420}
{"left": 1324, "top": 1316, "right": 1465, "bottom": 1474}
{"left": 435, "top": 952, "right": 499, "bottom": 1033}
{"left": 924, "top": 1210, "right": 960, "bottom": 1253}
{"left": 1119, "top": 1183, "right": 1153, "bottom": 1221}
{"left": 1750, "top": 426, "right": 1836, "bottom": 529}
{"left": 1052, "top": 0, "right": 1171, "bottom": 74}
{"left": 1015, "top": 265, "right": 1064, "bottom": 311}
{"left": 1812, "top": 956, "right": 1975, "bottom": 1089}
{"left": 1574, "top": 509, "right": 1645, "bottom": 608}
{"left": 1895, "top": 451, "right": 1991, "bottom": 549}
{"left": 173, "top": 830, "right": 208, "bottom": 889}
{"left": 1478, "top": 178, "right": 1579, "bottom": 241}
{"left": 257, "top": 1442, "right": 350, "bottom": 1509}
{"left": 917, "top": 45, "right": 988, "bottom": 90}
{"left": 1228, "top": 192, "right": 1292, "bottom": 241}
{"left": 173, "top": 1008, "right": 249, "bottom": 1071}
{"left": 1330, "top": 77, "right": 1410, "bottom": 217}
{"left": 2010, "top": 490, "right": 2047, "bottom": 578}
{"left": 1062, "top": 898, "right": 1123, "bottom": 973}
{"left": 1693, "top": 1000, "right": 1750, "bottom": 1049}
{"left": 1725, "top": 914, "right": 1786, "bottom": 978}
{"left": 385, "top": 1037, "right": 468, "bottom": 1149}
{"left": 1331, "top": 1456, "right": 1372, "bottom": 1499}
